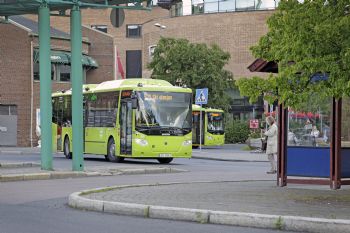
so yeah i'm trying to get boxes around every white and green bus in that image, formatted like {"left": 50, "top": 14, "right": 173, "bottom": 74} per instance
{"left": 52, "top": 79, "right": 193, "bottom": 164}
{"left": 192, "top": 104, "right": 225, "bottom": 148}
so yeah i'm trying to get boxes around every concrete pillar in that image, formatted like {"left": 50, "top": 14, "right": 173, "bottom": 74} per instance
{"left": 38, "top": 4, "right": 53, "bottom": 170}
{"left": 70, "top": 5, "right": 84, "bottom": 171}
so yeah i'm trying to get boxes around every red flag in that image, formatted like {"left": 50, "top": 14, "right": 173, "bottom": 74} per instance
{"left": 116, "top": 51, "right": 125, "bottom": 79}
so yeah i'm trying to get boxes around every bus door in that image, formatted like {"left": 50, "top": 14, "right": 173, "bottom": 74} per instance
{"left": 56, "top": 97, "right": 64, "bottom": 151}
{"left": 83, "top": 97, "right": 87, "bottom": 152}
{"left": 192, "top": 111, "right": 204, "bottom": 145}
{"left": 120, "top": 98, "right": 133, "bottom": 155}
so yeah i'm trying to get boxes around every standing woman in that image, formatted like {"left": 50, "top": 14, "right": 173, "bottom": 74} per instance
{"left": 264, "top": 116, "right": 278, "bottom": 174}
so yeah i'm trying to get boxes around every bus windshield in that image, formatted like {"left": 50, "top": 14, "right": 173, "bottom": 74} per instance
{"left": 136, "top": 91, "right": 192, "bottom": 135}
{"left": 207, "top": 112, "right": 224, "bottom": 134}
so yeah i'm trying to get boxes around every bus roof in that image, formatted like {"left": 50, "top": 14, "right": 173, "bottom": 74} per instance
{"left": 52, "top": 79, "right": 191, "bottom": 97}
{"left": 192, "top": 104, "right": 224, "bottom": 113}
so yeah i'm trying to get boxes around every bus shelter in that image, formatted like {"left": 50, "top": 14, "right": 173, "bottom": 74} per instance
{"left": 249, "top": 59, "right": 350, "bottom": 190}
{"left": 0, "top": 0, "right": 150, "bottom": 171}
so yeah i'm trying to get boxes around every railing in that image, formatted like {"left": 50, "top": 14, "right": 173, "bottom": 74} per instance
{"left": 173, "top": 0, "right": 280, "bottom": 17}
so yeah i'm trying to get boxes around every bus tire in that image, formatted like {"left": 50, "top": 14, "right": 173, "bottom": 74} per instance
{"left": 63, "top": 136, "right": 72, "bottom": 159}
{"left": 192, "top": 145, "right": 199, "bottom": 149}
{"left": 157, "top": 158, "right": 173, "bottom": 164}
{"left": 107, "top": 138, "right": 124, "bottom": 163}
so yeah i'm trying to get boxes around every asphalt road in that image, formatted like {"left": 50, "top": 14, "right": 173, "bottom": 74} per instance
{"left": 0, "top": 149, "right": 299, "bottom": 233}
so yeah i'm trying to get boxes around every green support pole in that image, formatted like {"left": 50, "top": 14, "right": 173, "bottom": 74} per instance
{"left": 71, "top": 5, "right": 84, "bottom": 171}
{"left": 38, "top": 4, "right": 53, "bottom": 170}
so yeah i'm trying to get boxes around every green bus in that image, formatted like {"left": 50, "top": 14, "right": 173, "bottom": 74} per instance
{"left": 52, "top": 79, "right": 193, "bottom": 164}
{"left": 192, "top": 104, "right": 225, "bottom": 148}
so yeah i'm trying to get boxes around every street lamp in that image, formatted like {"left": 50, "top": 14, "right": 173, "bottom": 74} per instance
{"left": 154, "top": 23, "right": 166, "bottom": 29}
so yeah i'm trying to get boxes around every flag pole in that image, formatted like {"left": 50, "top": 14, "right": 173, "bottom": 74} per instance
{"left": 114, "top": 44, "right": 118, "bottom": 80}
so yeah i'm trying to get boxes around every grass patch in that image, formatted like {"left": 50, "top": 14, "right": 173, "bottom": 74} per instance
{"left": 80, "top": 187, "right": 118, "bottom": 196}
{"left": 241, "top": 145, "right": 253, "bottom": 151}
{"left": 275, "top": 216, "right": 284, "bottom": 230}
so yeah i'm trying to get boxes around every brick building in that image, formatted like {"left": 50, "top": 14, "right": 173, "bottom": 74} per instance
{"left": 25, "top": 4, "right": 273, "bottom": 118}
{"left": 0, "top": 16, "right": 114, "bottom": 146}
{"left": 1, "top": 1, "right": 275, "bottom": 146}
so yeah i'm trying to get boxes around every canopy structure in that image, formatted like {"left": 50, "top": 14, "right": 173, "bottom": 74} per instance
{"left": 0, "top": 0, "right": 150, "bottom": 17}
{"left": 33, "top": 49, "right": 99, "bottom": 68}
{"left": 0, "top": 0, "right": 151, "bottom": 171}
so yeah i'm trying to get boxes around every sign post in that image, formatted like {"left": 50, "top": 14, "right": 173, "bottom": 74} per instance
{"left": 195, "top": 88, "right": 208, "bottom": 151}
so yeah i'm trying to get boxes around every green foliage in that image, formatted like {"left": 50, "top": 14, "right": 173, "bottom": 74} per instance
{"left": 237, "top": 0, "right": 350, "bottom": 110}
{"left": 148, "top": 37, "right": 234, "bottom": 110}
{"left": 225, "top": 120, "right": 250, "bottom": 143}
{"left": 249, "top": 130, "right": 262, "bottom": 139}
{"left": 236, "top": 75, "right": 277, "bottom": 104}
{"left": 275, "top": 216, "right": 284, "bottom": 230}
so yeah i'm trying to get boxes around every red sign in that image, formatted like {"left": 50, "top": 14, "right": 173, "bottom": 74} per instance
{"left": 250, "top": 119, "right": 259, "bottom": 129}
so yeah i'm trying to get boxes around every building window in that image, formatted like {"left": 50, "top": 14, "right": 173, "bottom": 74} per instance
{"left": 58, "top": 64, "right": 71, "bottom": 82}
{"left": 148, "top": 45, "right": 157, "bottom": 61}
{"left": 170, "top": 2, "right": 183, "bottom": 16}
{"left": 126, "top": 50, "right": 142, "bottom": 78}
{"left": 91, "top": 25, "right": 108, "bottom": 33}
{"left": 34, "top": 63, "right": 87, "bottom": 83}
{"left": 33, "top": 63, "right": 55, "bottom": 80}
{"left": 192, "top": 0, "right": 204, "bottom": 14}
{"left": 126, "top": 24, "right": 142, "bottom": 38}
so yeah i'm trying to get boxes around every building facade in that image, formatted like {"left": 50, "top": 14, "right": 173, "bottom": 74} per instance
{"left": 26, "top": 4, "right": 272, "bottom": 117}
{"left": 0, "top": 16, "right": 114, "bottom": 146}
{"left": 0, "top": 2, "right": 275, "bottom": 146}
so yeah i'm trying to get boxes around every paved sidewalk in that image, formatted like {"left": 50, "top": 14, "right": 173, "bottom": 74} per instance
{"left": 70, "top": 181, "right": 350, "bottom": 233}
{"left": 192, "top": 144, "right": 267, "bottom": 162}
{"left": 0, "top": 159, "right": 184, "bottom": 182}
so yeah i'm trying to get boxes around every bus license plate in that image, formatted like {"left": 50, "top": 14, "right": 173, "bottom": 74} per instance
{"left": 159, "top": 153, "right": 172, "bottom": 158}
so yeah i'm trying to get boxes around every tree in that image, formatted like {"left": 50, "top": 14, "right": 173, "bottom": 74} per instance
{"left": 236, "top": 0, "right": 350, "bottom": 110}
{"left": 148, "top": 37, "right": 234, "bottom": 110}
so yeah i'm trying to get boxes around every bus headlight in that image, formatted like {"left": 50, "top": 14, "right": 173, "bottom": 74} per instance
{"left": 183, "top": 140, "right": 192, "bottom": 146}
{"left": 207, "top": 136, "right": 213, "bottom": 140}
{"left": 135, "top": 138, "right": 148, "bottom": 146}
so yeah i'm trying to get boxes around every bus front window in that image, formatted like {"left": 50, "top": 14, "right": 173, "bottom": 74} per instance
{"left": 136, "top": 91, "right": 192, "bottom": 135}
{"left": 207, "top": 112, "right": 224, "bottom": 134}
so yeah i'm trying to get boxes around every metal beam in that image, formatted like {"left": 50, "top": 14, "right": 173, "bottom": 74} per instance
{"left": 38, "top": 4, "right": 53, "bottom": 170}
{"left": 71, "top": 4, "right": 84, "bottom": 171}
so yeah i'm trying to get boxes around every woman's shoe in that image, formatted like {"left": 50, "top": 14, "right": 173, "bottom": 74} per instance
{"left": 266, "top": 170, "right": 277, "bottom": 174}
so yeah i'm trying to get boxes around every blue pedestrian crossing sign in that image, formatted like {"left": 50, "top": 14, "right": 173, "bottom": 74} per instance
{"left": 195, "top": 88, "right": 208, "bottom": 105}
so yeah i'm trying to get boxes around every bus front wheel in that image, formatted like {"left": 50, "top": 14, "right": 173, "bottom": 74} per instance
{"left": 64, "top": 136, "right": 72, "bottom": 159}
{"left": 157, "top": 158, "right": 173, "bottom": 164}
{"left": 107, "top": 138, "right": 124, "bottom": 163}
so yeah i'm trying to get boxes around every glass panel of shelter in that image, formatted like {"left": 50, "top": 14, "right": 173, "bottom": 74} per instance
{"left": 341, "top": 97, "right": 350, "bottom": 148}
{"left": 287, "top": 96, "right": 331, "bottom": 147}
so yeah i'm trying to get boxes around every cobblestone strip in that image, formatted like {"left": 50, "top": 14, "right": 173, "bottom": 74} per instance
{"left": 69, "top": 183, "right": 350, "bottom": 233}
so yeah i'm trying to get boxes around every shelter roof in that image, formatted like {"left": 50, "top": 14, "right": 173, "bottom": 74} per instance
{"left": 247, "top": 58, "right": 278, "bottom": 73}
{"left": 0, "top": 0, "right": 146, "bottom": 16}
{"left": 9, "top": 15, "right": 70, "bottom": 38}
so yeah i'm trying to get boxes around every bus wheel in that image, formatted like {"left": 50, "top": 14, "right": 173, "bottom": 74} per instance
{"left": 107, "top": 138, "right": 124, "bottom": 163}
{"left": 192, "top": 145, "right": 199, "bottom": 149}
{"left": 157, "top": 158, "right": 173, "bottom": 164}
{"left": 63, "top": 136, "right": 72, "bottom": 159}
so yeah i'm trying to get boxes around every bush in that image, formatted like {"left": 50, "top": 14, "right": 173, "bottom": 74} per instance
{"left": 249, "top": 130, "right": 262, "bottom": 139}
{"left": 225, "top": 120, "right": 250, "bottom": 143}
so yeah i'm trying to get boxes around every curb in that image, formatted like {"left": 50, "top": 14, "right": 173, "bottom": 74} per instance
{"left": 68, "top": 183, "right": 350, "bottom": 233}
{"left": 0, "top": 162, "right": 40, "bottom": 168}
{"left": 191, "top": 155, "right": 267, "bottom": 163}
{"left": 0, "top": 168, "right": 185, "bottom": 182}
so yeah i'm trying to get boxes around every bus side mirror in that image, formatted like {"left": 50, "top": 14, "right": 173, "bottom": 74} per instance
{"left": 132, "top": 98, "right": 138, "bottom": 109}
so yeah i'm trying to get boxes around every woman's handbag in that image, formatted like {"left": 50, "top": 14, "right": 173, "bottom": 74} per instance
{"left": 261, "top": 136, "right": 268, "bottom": 151}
